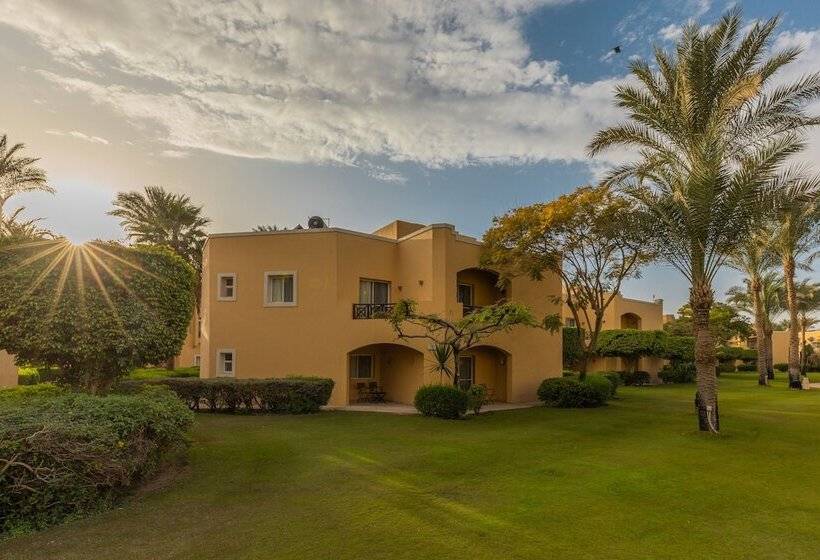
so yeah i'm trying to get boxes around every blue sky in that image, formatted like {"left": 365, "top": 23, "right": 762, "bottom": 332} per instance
{"left": 1, "top": 0, "right": 818, "bottom": 313}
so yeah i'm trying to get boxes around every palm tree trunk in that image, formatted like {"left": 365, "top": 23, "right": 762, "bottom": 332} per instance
{"left": 750, "top": 277, "right": 767, "bottom": 386}
{"left": 691, "top": 281, "right": 719, "bottom": 433}
{"left": 783, "top": 255, "right": 802, "bottom": 389}
{"left": 800, "top": 315, "right": 808, "bottom": 375}
{"left": 765, "top": 328, "right": 774, "bottom": 379}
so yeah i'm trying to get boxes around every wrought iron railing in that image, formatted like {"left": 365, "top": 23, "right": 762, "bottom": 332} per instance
{"left": 462, "top": 304, "right": 484, "bottom": 316}
{"left": 352, "top": 303, "right": 395, "bottom": 319}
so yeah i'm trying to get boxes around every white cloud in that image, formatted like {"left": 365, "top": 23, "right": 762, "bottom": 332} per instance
{"left": 658, "top": 24, "right": 683, "bottom": 42}
{"left": 3, "top": 0, "right": 636, "bottom": 174}
{"left": 160, "top": 149, "right": 190, "bottom": 159}
{"left": 44, "top": 128, "right": 109, "bottom": 145}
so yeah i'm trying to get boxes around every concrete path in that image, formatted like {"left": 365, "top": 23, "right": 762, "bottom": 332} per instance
{"left": 325, "top": 401, "right": 542, "bottom": 415}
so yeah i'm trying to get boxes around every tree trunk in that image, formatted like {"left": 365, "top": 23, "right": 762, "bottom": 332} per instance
{"left": 783, "top": 255, "right": 802, "bottom": 389}
{"left": 691, "top": 281, "right": 719, "bottom": 433}
{"left": 750, "top": 277, "right": 768, "bottom": 386}
{"left": 765, "top": 329, "right": 774, "bottom": 379}
{"left": 800, "top": 315, "right": 808, "bottom": 375}
{"left": 451, "top": 348, "right": 461, "bottom": 388}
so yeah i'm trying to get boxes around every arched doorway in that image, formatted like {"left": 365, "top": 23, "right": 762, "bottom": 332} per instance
{"left": 347, "top": 343, "right": 424, "bottom": 405}
{"left": 457, "top": 345, "right": 510, "bottom": 403}
{"left": 620, "top": 312, "right": 642, "bottom": 330}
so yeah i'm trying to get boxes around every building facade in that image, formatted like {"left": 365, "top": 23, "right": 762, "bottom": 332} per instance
{"left": 196, "top": 220, "right": 563, "bottom": 406}
{"left": 563, "top": 294, "right": 666, "bottom": 376}
{"left": 0, "top": 350, "right": 17, "bottom": 388}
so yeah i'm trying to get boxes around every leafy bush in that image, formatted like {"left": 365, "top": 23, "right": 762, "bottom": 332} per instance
{"left": 537, "top": 377, "right": 608, "bottom": 408}
{"left": 562, "top": 370, "right": 578, "bottom": 377}
{"left": 585, "top": 374, "right": 616, "bottom": 399}
{"left": 414, "top": 385, "right": 469, "bottom": 419}
{"left": 716, "top": 346, "right": 757, "bottom": 363}
{"left": 116, "top": 377, "right": 334, "bottom": 414}
{"left": 0, "top": 242, "right": 195, "bottom": 392}
{"left": 774, "top": 363, "right": 789, "bottom": 372}
{"left": 595, "top": 329, "right": 667, "bottom": 366}
{"left": 659, "top": 362, "right": 696, "bottom": 384}
{"left": 465, "top": 385, "right": 489, "bottom": 415}
{"left": 662, "top": 336, "right": 695, "bottom": 361}
{"left": 0, "top": 386, "right": 193, "bottom": 534}
{"left": 619, "top": 370, "right": 651, "bottom": 386}
{"left": 601, "top": 371, "right": 622, "bottom": 393}
{"left": 17, "top": 365, "right": 59, "bottom": 386}
{"left": 736, "top": 364, "right": 757, "bottom": 372}
{"left": 716, "top": 363, "right": 736, "bottom": 374}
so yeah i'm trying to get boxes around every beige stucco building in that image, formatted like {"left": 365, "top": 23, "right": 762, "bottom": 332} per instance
{"left": 194, "top": 220, "right": 563, "bottom": 406}
{"left": 0, "top": 350, "right": 18, "bottom": 388}
{"left": 562, "top": 294, "right": 666, "bottom": 376}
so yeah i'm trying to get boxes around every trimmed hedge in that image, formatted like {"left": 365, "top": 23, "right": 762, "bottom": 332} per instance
{"left": 774, "top": 363, "right": 789, "bottom": 372}
{"left": 619, "top": 370, "right": 651, "bottom": 386}
{"left": 414, "top": 385, "right": 469, "bottom": 419}
{"left": 0, "top": 385, "right": 193, "bottom": 534}
{"left": 116, "top": 377, "right": 334, "bottom": 414}
{"left": 537, "top": 377, "right": 609, "bottom": 408}
{"left": 736, "top": 364, "right": 757, "bottom": 372}
{"left": 659, "top": 362, "right": 696, "bottom": 384}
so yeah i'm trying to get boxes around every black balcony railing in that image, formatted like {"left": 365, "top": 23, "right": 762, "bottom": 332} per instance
{"left": 462, "top": 304, "right": 484, "bottom": 316}
{"left": 352, "top": 303, "right": 395, "bottom": 319}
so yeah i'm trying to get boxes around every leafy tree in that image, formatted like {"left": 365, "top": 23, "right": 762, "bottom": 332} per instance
{"left": 727, "top": 270, "right": 785, "bottom": 380}
{"left": 588, "top": 11, "right": 820, "bottom": 431}
{"left": 385, "top": 299, "right": 538, "bottom": 387}
{"left": 663, "top": 302, "right": 752, "bottom": 347}
{"left": 482, "top": 184, "right": 652, "bottom": 379}
{"left": 726, "top": 233, "right": 777, "bottom": 385}
{"left": 0, "top": 240, "right": 195, "bottom": 392}
{"left": 595, "top": 329, "right": 667, "bottom": 373}
{"left": 0, "top": 134, "right": 53, "bottom": 225}
{"left": 770, "top": 179, "right": 819, "bottom": 387}
{"left": 562, "top": 327, "right": 584, "bottom": 370}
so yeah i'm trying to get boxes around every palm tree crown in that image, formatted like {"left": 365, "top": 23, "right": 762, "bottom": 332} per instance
{"left": 0, "top": 134, "right": 53, "bottom": 223}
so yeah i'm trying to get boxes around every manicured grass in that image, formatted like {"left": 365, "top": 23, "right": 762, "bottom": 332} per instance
{"left": 4, "top": 375, "right": 820, "bottom": 560}
{"left": 126, "top": 366, "right": 200, "bottom": 380}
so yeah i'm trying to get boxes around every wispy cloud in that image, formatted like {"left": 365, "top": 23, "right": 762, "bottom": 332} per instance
{"left": 159, "top": 149, "right": 190, "bottom": 159}
{"left": 45, "top": 129, "right": 109, "bottom": 145}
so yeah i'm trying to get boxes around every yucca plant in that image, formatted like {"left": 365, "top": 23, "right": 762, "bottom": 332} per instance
{"left": 588, "top": 10, "right": 820, "bottom": 431}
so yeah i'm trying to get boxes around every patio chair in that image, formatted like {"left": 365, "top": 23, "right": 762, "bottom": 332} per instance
{"left": 356, "top": 382, "right": 369, "bottom": 403}
{"left": 368, "top": 381, "right": 386, "bottom": 403}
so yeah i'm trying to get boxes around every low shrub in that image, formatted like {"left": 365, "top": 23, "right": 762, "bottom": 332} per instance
{"left": 736, "top": 364, "right": 757, "bottom": 372}
{"left": 16, "top": 366, "right": 59, "bottom": 386}
{"left": 619, "top": 370, "right": 651, "bottom": 386}
{"left": 774, "top": 363, "right": 789, "bottom": 372}
{"left": 537, "top": 377, "right": 608, "bottom": 408}
{"left": 716, "top": 362, "right": 736, "bottom": 374}
{"left": 601, "top": 372, "right": 622, "bottom": 394}
{"left": 465, "top": 385, "right": 489, "bottom": 415}
{"left": 414, "top": 385, "right": 468, "bottom": 419}
{"left": 585, "top": 374, "right": 616, "bottom": 400}
{"left": 659, "top": 362, "right": 696, "bottom": 384}
{"left": 116, "top": 377, "right": 334, "bottom": 414}
{"left": 0, "top": 386, "right": 193, "bottom": 534}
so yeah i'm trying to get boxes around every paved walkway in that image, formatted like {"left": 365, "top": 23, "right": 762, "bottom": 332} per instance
{"left": 325, "top": 401, "right": 542, "bottom": 415}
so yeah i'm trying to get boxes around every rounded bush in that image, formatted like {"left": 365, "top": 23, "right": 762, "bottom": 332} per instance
{"left": 601, "top": 372, "right": 622, "bottom": 393}
{"left": 736, "top": 364, "right": 756, "bottom": 372}
{"left": 716, "top": 362, "right": 736, "bottom": 374}
{"left": 465, "top": 384, "right": 488, "bottom": 415}
{"left": 537, "top": 377, "right": 607, "bottom": 408}
{"left": 659, "top": 362, "right": 696, "bottom": 384}
{"left": 585, "top": 374, "right": 616, "bottom": 399}
{"left": 537, "top": 377, "right": 579, "bottom": 405}
{"left": 414, "top": 385, "right": 468, "bottom": 419}
{"left": 619, "top": 370, "right": 651, "bottom": 386}
{"left": 774, "top": 363, "right": 789, "bottom": 372}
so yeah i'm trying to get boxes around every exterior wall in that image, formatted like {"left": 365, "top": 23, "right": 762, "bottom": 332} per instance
{"left": 199, "top": 222, "right": 562, "bottom": 406}
{"left": 770, "top": 329, "right": 820, "bottom": 365}
{"left": 174, "top": 309, "right": 201, "bottom": 368}
{"left": 563, "top": 294, "right": 666, "bottom": 377}
{"left": 0, "top": 350, "right": 18, "bottom": 388}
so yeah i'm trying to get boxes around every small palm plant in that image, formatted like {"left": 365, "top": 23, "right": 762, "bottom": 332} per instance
{"left": 588, "top": 10, "right": 820, "bottom": 431}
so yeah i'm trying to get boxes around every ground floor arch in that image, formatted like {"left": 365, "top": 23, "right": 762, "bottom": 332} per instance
{"left": 457, "top": 345, "right": 511, "bottom": 403}
{"left": 347, "top": 343, "right": 424, "bottom": 405}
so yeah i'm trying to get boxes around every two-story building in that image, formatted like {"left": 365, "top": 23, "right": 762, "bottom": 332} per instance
{"left": 194, "top": 220, "right": 562, "bottom": 406}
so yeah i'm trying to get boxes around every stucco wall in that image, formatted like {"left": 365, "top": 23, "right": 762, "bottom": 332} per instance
{"left": 0, "top": 351, "right": 18, "bottom": 388}
{"left": 199, "top": 223, "right": 562, "bottom": 406}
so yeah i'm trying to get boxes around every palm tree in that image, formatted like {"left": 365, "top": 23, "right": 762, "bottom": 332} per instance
{"left": 771, "top": 181, "right": 819, "bottom": 387}
{"left": 0, "top": 134, "right": 53, "bottom": 224}
{"left": 795, "top": 280, "right": 820, "bottom": 374}
{"left": 726, "top": 232, "right": 777, "bottom": 385}
{"left": 588, "top": 10, "right": 820, "bottom": 431}
{"left": 0, "top": 206, "right": 53, "bottom": 240}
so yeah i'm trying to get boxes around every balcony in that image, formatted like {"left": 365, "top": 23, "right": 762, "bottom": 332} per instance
{"left": 462, "top": 304, "right": 485, "bottom": 316}
{"left": 352, "top": 303, "right": 395, "bottom": 319}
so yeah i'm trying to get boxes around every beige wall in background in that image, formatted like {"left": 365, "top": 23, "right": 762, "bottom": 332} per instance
{"left": 0, "top": 350, "right": 18, "bottom": 388}
{"left": 197, "top": 221, "right": 563, "bottom": 406}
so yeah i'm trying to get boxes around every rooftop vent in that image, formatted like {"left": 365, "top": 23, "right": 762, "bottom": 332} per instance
{"left": 307, "top": 216, "right": 327, "bottom": 229}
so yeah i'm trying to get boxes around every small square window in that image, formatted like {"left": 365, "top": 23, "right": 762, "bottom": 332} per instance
{"left": 218, "top": 350, "right": 235, "bottom": 377}
{"left": 265, "top": 271, "right": 297, "bottom": 306}
{"left": 218, "top": 274, "right": 236, "bottom": 301}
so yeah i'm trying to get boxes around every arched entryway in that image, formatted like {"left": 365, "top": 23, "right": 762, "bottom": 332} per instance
{"left": 347, "top": 343, "right": 424, "bottom": 405}
{"left": 620, "top": 312, "right": 642, "bottom": 330}
{"left": 456, "top": 345, "right": 510, "bottom": 403}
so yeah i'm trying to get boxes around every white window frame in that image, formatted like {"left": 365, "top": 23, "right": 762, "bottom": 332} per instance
{"left": 263, "top": 271, "right": 298, "bottom": 307}
{"left": 359, "top": 278, "right": 391, "bottom": 304}
{"left": 217, "top": 273, "right": 237, "bottom": 301}
{"left": 217, "top": 349, "right": 236, "bottom": 377}
{"left": 350, "top": 353, "right": 375, "bottom": 379}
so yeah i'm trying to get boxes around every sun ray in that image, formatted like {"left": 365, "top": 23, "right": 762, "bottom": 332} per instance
{"left": 81, "top": 247, "right": 130, "bottom": 340}
{"left": 0, "top": 240, "right": 70, "bottom": 277}
{"left": 46, "top": 245, "right": 77, "bottom": 322}
{"left": 84, "top": 242, "right": 160, "bottom": 280}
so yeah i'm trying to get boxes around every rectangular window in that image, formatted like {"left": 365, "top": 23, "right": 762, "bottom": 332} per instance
{"left": 350, "top": 354, "right": 374, "bottom": 379}
{"left": 359, "top": 279, "right": 390, "bottom": 304}
{"left": 565, "top": 317, "right": 577, "bottom": 328}
{"left": 456, "top": 356, "right": 474, "bottom": 389}
{"left": 217, "top": 350, "right": 235, "bottom": 376}
{"left": 194, "top": 355, "right": 201, "bottom": 367}
{"left": 218, "top": 274, "right": 236, "bottom": 301}
{"left": 264, "top": 271, "right": 296, "bottom": 306}
{"left": 457, "top": 283, "right": 474, "bottom": 306}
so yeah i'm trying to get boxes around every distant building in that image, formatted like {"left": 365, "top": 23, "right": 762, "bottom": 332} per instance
{"left": 0, "top": 350, "right": 17, "bottom": 388}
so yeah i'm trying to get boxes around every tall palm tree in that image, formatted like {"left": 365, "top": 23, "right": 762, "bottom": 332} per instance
{"left": 726, "top": 232, "right": 777, "bottom": 385}
{"left": 0, "top": 134, "right": 53, "bottom": 224}
{"left": 588, "top": 10, "right": 820, "bottom": 431}
{"left": 109, "top": 185, "right": 211, "bottom": 310}
{"left": 771, "top": 181, "right": 819, "bottom": 387}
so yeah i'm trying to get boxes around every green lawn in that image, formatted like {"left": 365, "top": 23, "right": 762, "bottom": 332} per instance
{"left": 3, "top": 374, "right": 820, "bottom": 560}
